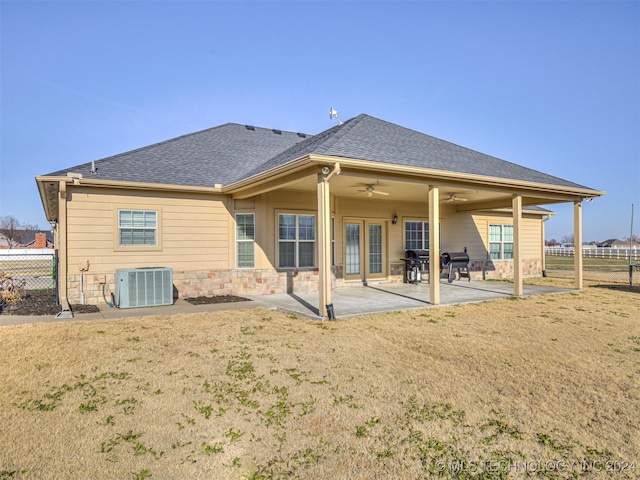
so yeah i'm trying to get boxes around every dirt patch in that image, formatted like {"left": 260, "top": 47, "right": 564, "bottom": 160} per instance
{"left": 183, "top": 295, "right": 251, "bottom": 305}
{"left": 0, "top": 289, "right": 99, "bottom": 316}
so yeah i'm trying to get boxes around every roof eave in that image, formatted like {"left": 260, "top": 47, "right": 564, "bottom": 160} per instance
{"left": 309, "top": 155, "right": 605, "bottom": 199}
{"left": 36, "top": 175, "right": 226, "bottom": 222}
{"left": 223, "top": 155, "right": 316, "bottom": 194}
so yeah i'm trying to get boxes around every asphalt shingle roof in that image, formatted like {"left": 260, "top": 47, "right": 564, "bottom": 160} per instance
{"left": 45, "top": 124, "right": 310, "bottom": 187}
{"left": 45, "top": 114, "right": 593, "bottom": 191}
{"left": 244, "top": 115, "right": 590, "bottom": 189}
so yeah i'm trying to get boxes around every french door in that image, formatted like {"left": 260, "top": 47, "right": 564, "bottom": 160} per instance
{"left": 344, "top": 219, "right": 387, "bottom": 282}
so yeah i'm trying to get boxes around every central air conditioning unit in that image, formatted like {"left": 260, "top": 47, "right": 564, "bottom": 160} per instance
{"left": 115, "top": 267, "right": 173, "bottom": 309}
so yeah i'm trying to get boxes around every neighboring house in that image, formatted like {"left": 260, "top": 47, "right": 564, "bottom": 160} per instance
{"left": 598, "top": 239, "right": 640, "bottom": 249}
{"left": 35, "top": 114, "right": 603, "bottom": 316}
{"left": 0, "top": 230, "right": 54, "bottom": 249}
{"left": 22, "top": 231, "right": 55, "bottom": 249}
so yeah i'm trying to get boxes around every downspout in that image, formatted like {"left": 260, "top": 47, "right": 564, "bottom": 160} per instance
{"left": 54, "top": 181, "right": 73, "bottom": 318}
{"left": 541, "top": 214, "right": 552, "bottom": 277}
{"left": 325, "top": 162, "right": 341, "bottom": 182}
{"left": 318, "top": 163, "right": 340, "bottom": 320}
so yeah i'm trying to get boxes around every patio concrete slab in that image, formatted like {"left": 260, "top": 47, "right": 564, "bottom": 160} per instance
{"left": 247, "top": 281, "right": 573, "bottom": 319}
{"left": 1, "top": 281, "right": 571, "bottom": 326}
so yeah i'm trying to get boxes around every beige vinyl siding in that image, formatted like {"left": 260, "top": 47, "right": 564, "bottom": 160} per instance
{"left": 520, "top": 217, "right": 541, "bottom": 258}
{"left": 66, "top": 187, "right": 231, "bottom": 274}
{"left": 445, "top": 212, "right": 542, "bottom": 260}
{"left": 262, "top": 190, "right": 322, "bottom": 268}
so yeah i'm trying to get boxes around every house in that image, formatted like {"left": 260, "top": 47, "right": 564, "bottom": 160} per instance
{"left": 0, "top": 230, "right": 54, "bottom": 249}
{"left": 22, "top": 231, "right": 55, "bottom": 249}
{"left": 35, "top": 114, "right": 604, "bottom": 316}
{"left": 598, "top": 239, "right": 639, "bottom": 249}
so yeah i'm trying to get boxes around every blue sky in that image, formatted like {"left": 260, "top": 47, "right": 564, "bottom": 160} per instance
{"left": 1, "top": 0, "right": 638, "bottom": 242}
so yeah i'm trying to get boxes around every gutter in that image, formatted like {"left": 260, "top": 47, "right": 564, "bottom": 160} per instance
{"left": 305, "top": 155, "right": 606, "bottom": 199}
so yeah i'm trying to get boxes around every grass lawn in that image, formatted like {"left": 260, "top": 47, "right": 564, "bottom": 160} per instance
{"left": 544, "top": 255, "right": 639, "bottom": 285}
{"left": 1, "top": 278, "right": 639, "bottom": 479}
{"left": 545, "top": 255, "right": 633, "bottom": 271}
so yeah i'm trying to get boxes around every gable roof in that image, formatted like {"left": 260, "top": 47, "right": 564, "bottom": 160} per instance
{"left": 42, "top": 113, "right": 596, "bottom": 192}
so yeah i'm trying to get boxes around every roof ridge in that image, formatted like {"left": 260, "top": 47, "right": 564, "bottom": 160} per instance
{"left": 312, "top": 114, "right": 369, "bottom": 154}
{"left": 235, "top": 116, "right": 368, "bottom": 180}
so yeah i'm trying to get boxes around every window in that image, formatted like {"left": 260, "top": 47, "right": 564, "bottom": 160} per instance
{"left": 236, "top": 213, "right": 255, "bottom": 268}
{"left": 118, "top": 210, "right": 157, "bottom": 246}
{"left": 369, "top": 224, "right": 382, "bottom": 274}
{"left": 405, "top": 221, "right": 429, "bottom": 250}
{"left": 489, "top": 224, "right": 514, "bottom": 259}
{"left": 278, "top": 214, "right": 316, "bottom": 268}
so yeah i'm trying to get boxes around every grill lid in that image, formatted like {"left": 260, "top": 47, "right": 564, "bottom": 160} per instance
{"left": 441, "top": 252, "right": 470, "bottom": 264}
{"left": 405, "top": 249, "right": 430, "bottom": 258}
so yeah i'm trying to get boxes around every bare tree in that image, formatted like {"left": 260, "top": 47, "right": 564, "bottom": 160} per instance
{"left": 560, "top": 234, "right": 574, "bottom": 246}
{"left": 0, "top": 216, "right": 38, "bottom": 248}
{"left": 623, "top": 234, "right": 640, "bottom": 244}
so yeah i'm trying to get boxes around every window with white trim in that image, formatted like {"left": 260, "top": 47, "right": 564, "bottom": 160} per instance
{"left": 405, "top": 221, "right": 429, "bottom": 250}
{"left": 118, "top": 210, "right": 157, "bottom": 246}
{"left": 278, "top": 214, "right": 316, "bottom": 268}
{"left": 236, "top": 213, "right": 255, "bottom": 268}
{"left": 489, "top": 224, "right": 514, "bottom": 259}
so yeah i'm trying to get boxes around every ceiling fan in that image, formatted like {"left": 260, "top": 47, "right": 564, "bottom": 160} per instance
{"left": 357, "top": 184, "right": 390, "bottom": 197}
{"left": 444, "top": 193, "right": 468, "bottom": 202}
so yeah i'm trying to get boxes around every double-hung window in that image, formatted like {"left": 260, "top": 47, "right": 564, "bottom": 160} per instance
{"left": 236, "top": 213, "right": 255, "bottom": 268}
{"left": 405, "top": 221, "right": 429, "bottom": 250}
{"left": 118, "top": 210, "right": 157, "bottom": 246}
{"left": 278, "top": 214, "right": 316, "bottom": 268}
{"left": 489, "top": 224, "right": 514, "bottom": 259}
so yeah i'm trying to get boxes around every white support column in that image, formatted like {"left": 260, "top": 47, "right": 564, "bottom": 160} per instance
{"left": 574, "top": 200, "right": 583, "bottom": 289}
{"left": 428, "top": 185, "right": 440, "bottom": 305}
{"left": 513, "top": 195, "right": 523, "bottom": 296}
{"left": 317, "top": 174, "right": 332, "bottom": 318}
{"left": 541, "top": 216, "right": 547, "bottom": 276}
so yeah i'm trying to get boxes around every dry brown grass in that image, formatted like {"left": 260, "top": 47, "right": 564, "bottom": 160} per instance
{"left": 1, "top": 279, "right": 639, "bottom": 479}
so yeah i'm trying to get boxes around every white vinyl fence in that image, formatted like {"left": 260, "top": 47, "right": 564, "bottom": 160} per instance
{"left": 545, "top": 247, "right": 640, "bottom": 261}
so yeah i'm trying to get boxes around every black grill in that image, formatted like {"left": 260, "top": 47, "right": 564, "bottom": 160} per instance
{"left": 403, "top": 249, "right": 429, "bottom": 284}
{"left": 441, "top": 252, "right": 471, "bottom": 283}
{"left": 402, "top": 250, "right": 472, "bottom": 284}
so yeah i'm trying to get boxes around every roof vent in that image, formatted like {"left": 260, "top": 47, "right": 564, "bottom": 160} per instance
{"left": 245, "top": 125, "right": 255, "bottom": 131}
{"left": 297, "top": 133, "right": 307, "bottom": 138}
{"left": 272, "top": 129, "right": 282, "bottom": 135}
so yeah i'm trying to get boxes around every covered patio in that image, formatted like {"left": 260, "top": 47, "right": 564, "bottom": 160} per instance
{"left": 248, "top": 280, "right": 571, "bottom": 319}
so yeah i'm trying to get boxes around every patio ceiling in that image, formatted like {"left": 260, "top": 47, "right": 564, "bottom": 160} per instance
{"left": 230, "top": 163, "right": 581, "bottom": 211}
